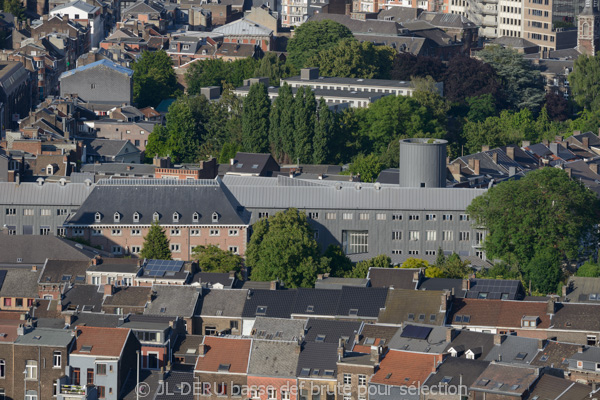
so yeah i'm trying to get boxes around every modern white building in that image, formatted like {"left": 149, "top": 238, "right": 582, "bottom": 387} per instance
{"left": 50, "top": 0, "right": 105, "bottom": 47}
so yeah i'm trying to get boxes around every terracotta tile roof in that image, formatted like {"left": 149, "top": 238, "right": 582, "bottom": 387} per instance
{"left": 449, "top": 299, "right": 551, "bottom": 329}
{"left": 471, "top": 363, "right": 539, "bottom": 394}
{"left": 72, "top": 326, "right": 130, "bottom": 357}
{"left": 370, "top": 350, "right": 437, "bottom": 387}
{"left": 0, "top": 320, "right": 22, "bottom": 342}
{"left": 194, "top": 336, "right": 251, "bottom": 374}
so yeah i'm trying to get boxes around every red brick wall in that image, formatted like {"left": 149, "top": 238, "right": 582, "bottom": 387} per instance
{"left": 247, "top": 376, "right": 299, "bottom": 400}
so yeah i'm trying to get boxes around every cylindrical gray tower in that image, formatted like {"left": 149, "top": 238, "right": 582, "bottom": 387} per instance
{"left": 398, "top": 138, "right": 447, "bottom": 188}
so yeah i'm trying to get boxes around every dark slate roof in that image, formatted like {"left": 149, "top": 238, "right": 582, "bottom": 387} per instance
{"left": 242, "top": 289, "right": 296, "bottom": 318}
{"left": 62, "top": 284, "right": 104, "bottom": 313}
{"left": 248, "top": 340, "right": 301, "bottom": 378}
{"left": 191, "top": 272, "right": 235, "bottom": 288}
{"left": 291, "top": 288, "right": 342, "bottom": 316}
{"left": 336, "top": 287, "right": 388, "bottom": 318}
{"left": 304, "top": 319, "right": 362, "bottom": 351}
{"left": 354, "top": 324, "right": 400, "bottom": 351}
{"left": 553, "top": 303, "right": 600, "bottom": 331}
{"left": 563, "top": 276, "right": 600, "bottom": 303}
{"left": 484, "top": 335, "right": 541, "bottom": 364}
{"left": 444, "top": 330, "right": 495, "bottom": 360}
{"left": 377, "top": 6, "right": 419, "bottom": 23}
{"left": 296, "top": 342, "right": 339, "bottom": 377}
{"left": 227, "top": 152, "right": 279, "bottom": 175}
{"left": 466, "top": 279, "right": 525, "bottom": 300}
{"left": 527, "top": 374, "right": 591, "bottom": 400}
{"left": 490, "top": 36, "right": 538, "bottom": 49}
{"left": 69, "top": 312, "right": 121, "bottom": 328}
{"left": 89, "top": 258, "right": 141, "bottom": 274}
{"left": 67, "top": 179, "right": 249, "bottom": 226}
{"left": 0, "top": 236, "right": 101, "bottom": 266}
{"left": 252, "top": 317, "right": 306, "bottom": 342}
{"left": 196, "top": 288, "right": 247, "bottom": 317}
{"left": 419, "top": 278, "right": 466, "bottom": 297}
{"left": 0, "top": 268, "right": 40, "bottom": 297}
{"left": 568, "top": 346, "right": 600, "bottom": 363}
{"left": 367, "top": 268, "right": 420, "bottom": 290}
{"left": 103, "top": 286, "right": 151, "bottom": 307}
{"left": 530, "top": 341, "right": 581, "bottom": 372}
{"left": 40, "top": 260, "right": 89, "bottom": 284}
{"left": 378, "top": 289, "right": 448, "bottom": 325}
{"left": 144, "top": 286, "right": 201, "bottom": 317}
{"left": 424, "top": 357, "right": 489, "bottom": 389}
{"left": 83, "top": 138, "right": 136, "bottom": 158}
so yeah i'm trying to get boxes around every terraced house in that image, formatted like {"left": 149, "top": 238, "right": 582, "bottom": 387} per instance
{"left": 64, "top": 179, "right": 251, "bottom": 259}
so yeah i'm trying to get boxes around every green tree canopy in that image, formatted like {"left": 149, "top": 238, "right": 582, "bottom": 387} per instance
{"left": 324, "top": 245, "right": 354, "bottom": 278}
{"left": 391, "top": 53, "right": 446, "bottom": 82}
{"left": 444, "top": 56, "right": 501, "bottom": 103}
{"left": 140, "top": 222, "right": 172, "bottom": 260}
{"left": 570, "top": 53, "right": 600, "bottom": 111}
{"left": 576, "top": 260, "right": 600, "bottom": 277}
{"left": 467, "top": 167, "right": 600, "bottom": 266}
{"left": 4, "top": 0, "right": 25, "bottom": 21}
{"left": 348, "top": 153, "right": 383, "bottom": 182}
{"left": 401, "top": 258, "right": 429, "bottom": 269}
{"left": 287, "top": 20, "right": 354, "bottom": 68}
{"left": 246, "top": 208, "right": 328, "bottom": 288}
{"left": 345, "top": 255, "right": 392, "bottom": 279}
{"left": 477, "top": 45, "right": 545, "bottom": 111}
{"left": 242, "top": 83, "right": 271, "bottom": 153}
{"left": 191, "top": 245, "right": 243, "bottom": 277}
{"left": 132, "top": 50, "right": 179, "bottom": 108}
{"left": 522, "top": 248, "right": 563, "bottom": 294}
{"left": 313, "top": 98, "right": 335, "bottom": 164}
{"left": 306, "top": 38, "right": 396, "bottom": 79}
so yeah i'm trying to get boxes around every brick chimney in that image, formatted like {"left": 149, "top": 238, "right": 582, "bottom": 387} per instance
{"left": 506, "top": 147, "right": 515, "bottom": 160}
{"left": 31, "top": 265, "right": 37, "bottom": 271}
{"left": 269, "top": 280, "right": 278, "bottom": 290}
{"left": 198, "top": 343, "right": 206, "bottom": 356}
{"left": 538, "top": 339, "right": 546, "bottom": 350}
{"left": 578, "top": 345, "right": 585, "bottom": 353}
{"left": 229, "top": 271, "right": 236, "bottom": 279}
{"left": 412, "top": 270, "right": 420, "bottom": 282}
{"left": 491, "top": 152, "right": 498, "bottom": 164}
{"left": 103, "top": 284, "right": 114, "bottom": 296}
{"left": 493, "top": 334, "right": 504, "bottom": 345}
{"left": 590, "top": 163, "right": 599, "bottom": 175}
{"left": 562, "top": 285, "right": 568, "bottom": 297}
{"left": 446, "top": 327, "right": 454, "bottom": 342}
{"left": 449, "top": 163, "right": 462, "bottom": 180}
{"left": 440, "top": 292, "right": 448, "bottom": 313}
{"left": 462, "top": 279, "right": 470, "bottom": 291}
{"left": 482, "top": 145, "right": 490, "bottom": 152}
{"left": 522, "top": 140, "right": 531, "bottom": 148}
{"left": 370, "top": 345, "right": 381, "bottom": 363}
{"left": 337, "top": 338, "right": 345, "bottom": 360}
{"left": 582, "top": 137, "right": 590, "bottom": 149}
{"left": 64, "top": 314, "right": 73, "bottom": 325}
{"left": 547, "top": 297, "right": 556, "bottom": 314}
{"left": 354, "top": 331, "right": 360, "bottom": 345}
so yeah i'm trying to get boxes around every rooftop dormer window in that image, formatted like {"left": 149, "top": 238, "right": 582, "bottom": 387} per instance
{"left": 521, "top": 316, "right": 538, "bottom": 328}
{"left": 193, "top": 212, "right": 199, "bottom": 223}
{"left": 212, "top": 212, "right": 219, "bottom": 223}
{"left": 133, "top": 212, "right": 140, "bottom": 223}
{"left": 173, "top": 212, "right": 180, "bottom": 223}
{"left": 95, "top": 212, "right": 101, "bottom": 222}
{"left": 114, "top": 212, "right": 121, "bottom": 223}
{"left": 153, "top": 212, "right": 160, "bottom": 222}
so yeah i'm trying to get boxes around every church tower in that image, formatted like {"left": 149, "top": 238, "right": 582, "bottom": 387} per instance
{"left": 578, "top": 0, "right": 600, "bottom": 56}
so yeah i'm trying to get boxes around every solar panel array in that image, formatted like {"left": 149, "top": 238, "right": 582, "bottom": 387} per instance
{"left": 400, "top": 325, "right": 432, "bottom": 340}
{"left": 466, "top": 279, "right": 520, "bottom": 300}
{"left": 144, "top": 259, "right": 184, "bottom": 277}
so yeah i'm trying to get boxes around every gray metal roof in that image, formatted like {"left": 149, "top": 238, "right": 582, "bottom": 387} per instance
{"left": 484, "top": 335, "right": 540, "bottom": 364}
{"left": 15, "top": 327, "right": 74, "bottom": 347}
{"left": 248, "top": 340, "right": 300, "bottom": 377}
{"left": 213, "top": 18, "right": 273, "bottom": 36}
{"left": 388, "top": 324, "right": 449, "bottom": 353}
{"left": 0, "top": 181, "right": 94, "bottom": 205}
{"left": 51, "top": 0, "right": 98, "bottom": 13}
{"left": 222, "top": 175, "right": 486, "bottom": 211}
{"left": 0, "top": 268, "right": 42, "bottom": 297}
{"left": 0, "top": 236, "right": 101, "bottom": 265}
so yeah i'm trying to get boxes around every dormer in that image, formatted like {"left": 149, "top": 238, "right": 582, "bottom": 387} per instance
{"left": 521, "top": 315, "right": 539, "bottom": 328}
{"left": 95, "top": 212, "right": 102, "bottom": 222}
{"left": 193, "top": 212, "right": 199, "bottom": 223}
{"left": 133, "top": 212, "right": 140, "bottom": 223}
{"left": 212, "top": 212, "right": 219, "bottom": 223}
{"left": 173, "top": 212, "right": 180, "bottom": 223}
{"left": 153, "top": 212, "right": 160, "bottom": 222}
{"left": 113, "top": 212, "right": 121, "bottom": 223}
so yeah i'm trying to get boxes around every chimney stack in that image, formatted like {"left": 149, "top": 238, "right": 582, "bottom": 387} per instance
{"left": 412, "top": 270, "right": 420, "bottom": 282}
{"left": 492, "top": 152, "right": 498, "bottom": 164}
{"left": 370, "top": 345, "right": 381, "bottom": 363}
{"left": 538, "top": 339, "right": 546, "bottom": 350}
{"left": 103, "top": 284, "right": 114, "bottom": 297}
{"left": 446, "top": 328, "right": 454, "bottom": 343}
{"left": 31, "top": 265, "right": 37, "bottom": 271}
{"left": 64, "top": 314, "right": 73, "bottom": 325}
{"left": 522, "top": 140, "right": 531, "bottom": 148}
{"left": 493, "top": 334, "right": 504, "bottom": 346}
{"left": 582, "top": 137, "right": 590, "bottom": 149}
{"left": 562, "top": 285, "right": 568, "bottom": 297}
{"left": 506, "top": 147, "right": 515, "bottom": 160}
{"left": 270, "top": 281, "right": 278, "bottom": 290}
{"left": 482, "top": 145, "right": 490, "bottom": 152}
{"left": 462, "top": 279, "right": 470, "bottom": 291}
{"left": 440, "top": 292, "right": 448, "bottom": 313}
{"left": 547, "top": 297, "right": 556, "bottom": 314}
{"left": 338, "top": 338, "right": 345, "bottom": 360}
{"left": 199, "top": 343, "right": 206, "bottom": 356}
{"left": 564, "top": 167, "right": 572, "bottom": 178}
{"left": 354, "top": 331, "right": 360, "bottom": 345}
{"left": 578, "top": 345, "right": 585, "bottom": 353}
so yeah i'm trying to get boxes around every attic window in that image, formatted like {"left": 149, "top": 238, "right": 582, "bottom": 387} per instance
{"left": 510, "top": 385, "right": 520, "bottom": 391}
{"left": 218, "top": 364, "right": 230, "bottom": 372}
{"left": 515, "top": 352, "right": 528, "bottom": 361}
{"left": 16, "top": 258, "right": 22, "bottom": 263}
{"left": 114, "top": 212, "right": 121, "bottom": 222}
{"left": 430, "top": 314, "right": 436, "bottom": 322}
{"left": 153, "top": 212, "right": 160, "bottom": 222}
{"left": 61, "top": 275, "right": 71, "bottom": 281}
{"left": 133, "top": 212, "right": 140, "bottom": 222}
{"left": 80, "top": 345, "right": 93, "bottom": 353}
{"left": 173, "top": 212, "right": 180, "bottom": 223}
{"left": 441, "top": 376, "right": 452, "bottom": 384}
{"left": 306, "top": 305, "right": 314, "bottom": 313}
{"left": 275, "top": 331, "right": 283, "bottom": 338}
{"left": 324, "top": 370, "right": 334, "bottom": 377}
{"left": 385, "top": 373, "right": 392, "bottom": 380}
{"left": 478, "top": 379, "right": 490, "bottom": 386}
{"left": 300, "top": 368, "right": 310, "bottom": 377}
{"left": 252, "top": 164, "right": 259, "bottom": 169}
{"left": 312, "top": 369, "right": 321, "bottom": 376}
{"left": 95, "top": 212, "right": 101, "bottom": 222}
{"left": 407, "top": 313, "right": 414, "bottom": 321}
{"left": 160, "top": 307, "right": 166, "bottom": 313}
{"left": 540, "top": 355, "right": 549, "bottom": 362}
{"left": 256, "top": 306, "right": 267, "bottom": 315}
{"left": 418, "top": 314, "right": 425, "bottom": 321}
{"left": 477, "top": 292, "right": 488, "bottom": 299}
{"left": 236, "top": 163, "right": 243, "bottom": 168}
{"left": 364, "top": 337, "right": 375, "bottom": 345}
{"left": 212, "top": 212, "right": 219, "bottom": 223}
{"left": 315, "top": 334, "right": 326, "bottom": 343}
{"left": 186, "top": 348, "right": 196, "bottom": 354}
{"left": 522, "top": 316, "right": 538, "bottom": 328}
{"left": 590, "top": 294, "right": 600, "bottom": 301}
{"left": 193, "top": 212, "right": 199, "bottom": 222}
{"left": 33, "top": 335, "right": 41, "bottom": 340}
{"left": 75, "top": 276, "right": 85, "bottom": 282}
{"left": 349, "top": 309, "right": 359, "bottom": 317}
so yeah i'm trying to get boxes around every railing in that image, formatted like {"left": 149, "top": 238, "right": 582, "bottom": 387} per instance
{"left": 61, "top": 385, "right": 86, "bottom": 395}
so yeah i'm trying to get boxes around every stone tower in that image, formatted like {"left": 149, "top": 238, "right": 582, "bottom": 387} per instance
{"left": 578, "top": 0, "right": 600, "bottom": 56}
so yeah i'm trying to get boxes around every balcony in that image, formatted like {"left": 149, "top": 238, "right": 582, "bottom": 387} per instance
{"left": 61, "top": 385, "right": 86, "bottom": 395}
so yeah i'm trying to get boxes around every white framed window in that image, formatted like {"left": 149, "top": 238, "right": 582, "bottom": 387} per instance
{"left": 209, "top": 229, "right": 220, "bottom": 236}
{"left": 358, "top": 374, "right": 367, "bottom": 386}
{"left": 426, "top": 231, "right": 437, "bottom": 241}
{"left": 25, "top": 360, "right": 37, "bottom": 380}
{"left": 376, "top": 213, "right": 386, "bottom": 220}
{"left": 25, "top": 393, "right": 36, "bottom": 400}
{"left": 172, "top": 212, "right": 179, "bottom": 223}
{"left": 53, "top": 351, "right": 61, "bottom": 368}
{"left": 153, "top": 212, "right": 160, "bottom": 222}
{"left": 170, "top": 229, "right": 181, "bottom": 236}
{"left": 228, "top": 246, "right": 239, "bottom": 254}
{"left": 123, "top": 277, "right": 133, "bottom": 286}
{"left": 267, "top": 388, "right": 276, "bottom": 399}
{"left": 409, "top": 214, "right": 419, "bottom": 221}
{"left": 23, "top": 209, "right": 34, "bottom": 216}
{"left": 281, "top": 391, "right": 290, "bottom": 400}
{"left": 342, "top": 213, "right": 353, "bottom": 220}
{"left": 94, "top": 212, "right": 102, "bottom": 222}
{"left": 258, "top": 212, "right": 269, "bottom": 219}
{"left": 343, "top": 230, "right": 368, "bottom": 254}
{"left": 72, "top": 229, "right": 84, "bottom": 236}
{"left": 409, "top": 231, "right": 420, "bottom": 241}
{"left": 41, "top": 209, "right": 51, "bottom": 216}
{"left": 112, "top": 246, "right": 122, "bottom": 254}
{"left": 111, "top": 229, "right": 122, "bottom": 236}
{"left": 408, "top": 250, "right": 419, "bottom": 255}
{"left": 131, "top": 246, "right": 141, "bottom": 254}
{"left": 459, "top": 214, "right": 470, "bottom": 221}
{"left": 133, "top": 212, "right": 140, "bottom": 223}
{"left": 392, "top": 213, "right": 402, "bottom": 221}
{"left": 326, "top": 212, "right": 336, "bottom": 220}
{"left": 40, "top": 227, "right": 51, "bottom": 235}
{"left": 425, "top": 214, "right": 436, "bottom": 221}
{"left": 171, "top": 244, "right": 181, "bottom": 253}
{"left": 308, "top": 212, "right": 319, "bottom": 219}
{"left": 192, "top": 212, "right": 199, "bottom": 222}
{"left": 5, "top": 208, "right": 16, "bottom": 215}
{"left": 131, "top": 229, "right": 141, "bottom": 236}
{"left": 92, "top": 229, "right": 102, "bottom": 236}
{"left": 228, "top": 229, "right": 239, "bottom": 236}
{"left": 343, "top": 373, "right": 351, "bottom": 385}
{"left": 113, "top": 212, "right": 120, "bottom": 222}
{"left": 91, "top": 276, "right": 101, "bottom": 285}
{"left": 191, "top": 229, "right": 200, "bottom": 236}
{"left": 459, "top": 231, "right": 470, "bottom": 241}
{"left": 442, "top": 231, "right": 453, "bottom": 241}
{"left": 359, "top": 213, "right": 369, "bottom": 220}
{"left": 57, "top": 227, "right": 66, "bottom": 236}
{"left": 392, "top": 231, "right": 402, "bottom": 240}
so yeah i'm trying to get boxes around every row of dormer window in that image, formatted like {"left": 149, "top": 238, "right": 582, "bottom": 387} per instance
{"left": 94, "top": 211, "right": 220, "bottom": 223}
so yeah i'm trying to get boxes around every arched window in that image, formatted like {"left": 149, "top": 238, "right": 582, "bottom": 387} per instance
{"left": 192, "top": 212, "right": 199, "bottom": 223}
{"left": 212, "top": 212, "right": 219, "bottom": 223}
{"left": 173, "top": 212, "right": 180, "bottom": 223}
{"left": 95, "top": 212, "right": 101, "bottom": 222}
{"left": 46, "top": 164, "right": 54, "bottom": 175}
{"left": 153, "top": 212, "right": 160, "bottom": 222}
{"left": 583, "top": 22, "right": 590, "bottom": 36}
{"left": 133, "top": 212, "right": 140, "bottom": 223}
{"left": 114, "top": 212, "right": 121, "bottom": 223}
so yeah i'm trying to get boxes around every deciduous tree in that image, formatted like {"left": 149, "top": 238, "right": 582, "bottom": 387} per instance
{"left": 132, "top": 50, "right": 179, "bottom": 108}
{"left": 191, "top": 245, "right": 243, "bottom": 276}
{"left": 570, "top": 53, "right": 600, "bottom": 111}
{"left": 287, "top": 20, "right": 353, "bottom": 69}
